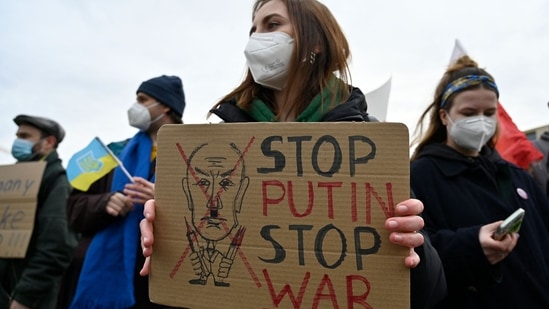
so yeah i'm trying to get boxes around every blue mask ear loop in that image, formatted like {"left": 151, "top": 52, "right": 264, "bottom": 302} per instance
{"left": 36, "top": 137, "right": 54, "bottom": 160}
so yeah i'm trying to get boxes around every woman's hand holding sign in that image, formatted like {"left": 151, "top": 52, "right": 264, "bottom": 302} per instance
{"left": 384, "top": 199, "right": 425, "bottom": 268}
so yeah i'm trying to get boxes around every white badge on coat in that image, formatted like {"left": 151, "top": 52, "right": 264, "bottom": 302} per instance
{"left": 516, "top": 188, "right": 528, "bottom": 200}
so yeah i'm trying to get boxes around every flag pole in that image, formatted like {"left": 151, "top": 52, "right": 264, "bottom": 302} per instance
{"left": 95, "top": 137, "right": 135, "bottom": 183}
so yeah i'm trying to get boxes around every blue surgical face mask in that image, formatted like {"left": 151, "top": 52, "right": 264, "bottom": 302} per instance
{"left": 11, "top": 138, "right": 36, "bottom": 161}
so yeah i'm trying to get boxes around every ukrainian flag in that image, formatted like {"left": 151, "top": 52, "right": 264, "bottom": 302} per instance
{"left": 67, "top": 137, "right": 119, "bottom": 191}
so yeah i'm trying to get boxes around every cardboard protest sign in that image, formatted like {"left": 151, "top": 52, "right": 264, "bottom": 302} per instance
{"left": 0, "top": 161, "right": 46, "bottom": 258}
{"left": 151, "top": 122, "right": 410, "bottom": 308}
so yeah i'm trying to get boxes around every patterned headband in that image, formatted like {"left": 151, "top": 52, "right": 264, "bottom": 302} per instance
{"left": 440, "top": 74, "right": 499, "bottom": 108}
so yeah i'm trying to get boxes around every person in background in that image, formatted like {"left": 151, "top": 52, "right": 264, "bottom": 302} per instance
{"left": 410, "top": 55, "right": 549, "bottom": 308}
{"left": 61, "top": 75, "right": 186, "bottom": 309}
{"left": 531, "top": 101, "right": 549, "bottom": 196}
{"left": 1, "top": 115, "right": 77, "bottom": 309}
{"left": 139, "top": 1, "right": 447, "bottom": 308}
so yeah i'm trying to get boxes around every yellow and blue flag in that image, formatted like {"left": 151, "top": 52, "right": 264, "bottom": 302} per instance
{"left": 66, "top": 137, "right": 119, "bottom": 191}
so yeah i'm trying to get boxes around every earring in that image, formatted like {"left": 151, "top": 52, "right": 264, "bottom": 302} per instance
{"left": 309, "top": 51, "right": 316, "bottom": 64}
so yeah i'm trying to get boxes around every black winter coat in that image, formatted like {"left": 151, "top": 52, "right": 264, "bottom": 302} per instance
{"left": 532, "top": 131, "right": 549, "bottom": 196}
{"left": 1, "top": 151, "right": 77, "bottom": 308}
{"left": 411, "top": 143, "right": 549, "bottom": 308}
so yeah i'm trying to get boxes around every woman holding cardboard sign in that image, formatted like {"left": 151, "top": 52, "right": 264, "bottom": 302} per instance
{"left": 140, "top": 0, "right": 446, "bottom": 308}
{"left": 410, "top": 55, "right": 549, "bottom": 307}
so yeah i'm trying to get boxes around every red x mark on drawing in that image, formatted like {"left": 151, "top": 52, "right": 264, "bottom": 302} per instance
{"left": 169, "top": 137, "right": 262, "bottom": 288}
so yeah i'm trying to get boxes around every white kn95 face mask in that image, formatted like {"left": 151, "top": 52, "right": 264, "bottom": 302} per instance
{"left": 244, "top": 31, "right": 295, "bottom": 91}
{"left": 448, "top": 114, "right": 497, "bottom": 151}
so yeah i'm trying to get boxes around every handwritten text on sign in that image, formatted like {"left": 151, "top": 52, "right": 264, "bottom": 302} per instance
{"left": 0, "top": 162, "right": 45, "bottom": 257}
{"left": 153, "top": 123, "right": 410, "bottom": 309}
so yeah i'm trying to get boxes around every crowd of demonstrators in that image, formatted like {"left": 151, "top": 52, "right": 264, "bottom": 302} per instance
{"left": 139, "top": 1, "right": 446, "bottom": 308}
{"left": 1, "top": 115, "right": 78, "bottom": 309}
{"left": 4, "top": 2, "right": 548, "bottom": 309}
{"left": 410, "top": 55, "right": 549, "bottom": 308}
{"left": 58, "top": 75, "right": 186, "bottom": 309}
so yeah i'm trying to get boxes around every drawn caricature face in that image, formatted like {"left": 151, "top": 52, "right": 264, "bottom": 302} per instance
{"left": 182, "top": 143, "right": 249, "bottom": 242}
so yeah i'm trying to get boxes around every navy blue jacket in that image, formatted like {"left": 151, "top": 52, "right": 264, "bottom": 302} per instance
{"left": 211, "top": 86, "right": 447, "bottom": 309}
{"left": 411, "top": 143, "right": 549, "bottom": 308}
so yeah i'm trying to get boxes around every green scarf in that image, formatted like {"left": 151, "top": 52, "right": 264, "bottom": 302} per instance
{"left": 246, "top": 78, "right": 342, "bottom": 122}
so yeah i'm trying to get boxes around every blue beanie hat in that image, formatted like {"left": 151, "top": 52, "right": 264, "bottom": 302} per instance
{"left": 137, "top": 75, "right": 186, "bottom": 117}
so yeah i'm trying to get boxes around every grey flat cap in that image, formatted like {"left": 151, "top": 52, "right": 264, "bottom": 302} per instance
{"left": 13, "top": 114, "right": 65, "bottom": 143}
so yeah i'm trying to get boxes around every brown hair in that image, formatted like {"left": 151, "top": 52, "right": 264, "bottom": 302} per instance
{"left": 410, "top": 55, "right": 499, "bottom": 160}
{"left": 209, "top": 0, "right": 352, "bottom": 120}
{"left": 168, "top": 110, "right": 183, "bottom": 124}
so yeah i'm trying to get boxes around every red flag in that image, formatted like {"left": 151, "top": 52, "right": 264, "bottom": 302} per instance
{"left": 495, "top": 102, "right": 543, "bottom": 169}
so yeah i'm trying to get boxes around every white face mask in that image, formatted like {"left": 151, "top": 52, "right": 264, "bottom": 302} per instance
{"left": 244, "top": 31, "right": 294, "bottom": 90}
{"left": 127, "top": 102, "right": 163, "bottom": 131}
{"left": 447, "top": 114, "right": 497, "bottom": 151}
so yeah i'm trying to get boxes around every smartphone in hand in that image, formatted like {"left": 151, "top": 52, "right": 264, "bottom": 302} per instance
{"left": 493, "top": 208, "right": 525, "bottom": 240}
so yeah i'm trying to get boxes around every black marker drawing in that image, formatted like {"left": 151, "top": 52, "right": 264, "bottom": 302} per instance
{"left": 181, "top": 142, "right": 250, "bottom": 287}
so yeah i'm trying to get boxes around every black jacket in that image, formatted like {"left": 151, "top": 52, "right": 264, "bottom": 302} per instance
{"left": 211, "top": 87, "right": 447, "bottom": 309}
{"left": 532, "top": 131, "right": 549, "bottom": 195}
{"left": 1, "top": 151, "right": 77, "bottom": 309}
{"left": 411, "top": 144, "right": 549, "bottom": 308}
{"left": 210, "top": 87, "right": 376, "bottom": 122}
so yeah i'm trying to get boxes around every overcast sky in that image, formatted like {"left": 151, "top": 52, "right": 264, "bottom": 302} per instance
{"left": 1, "top": 0, "right": 548, "bottom": 166}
